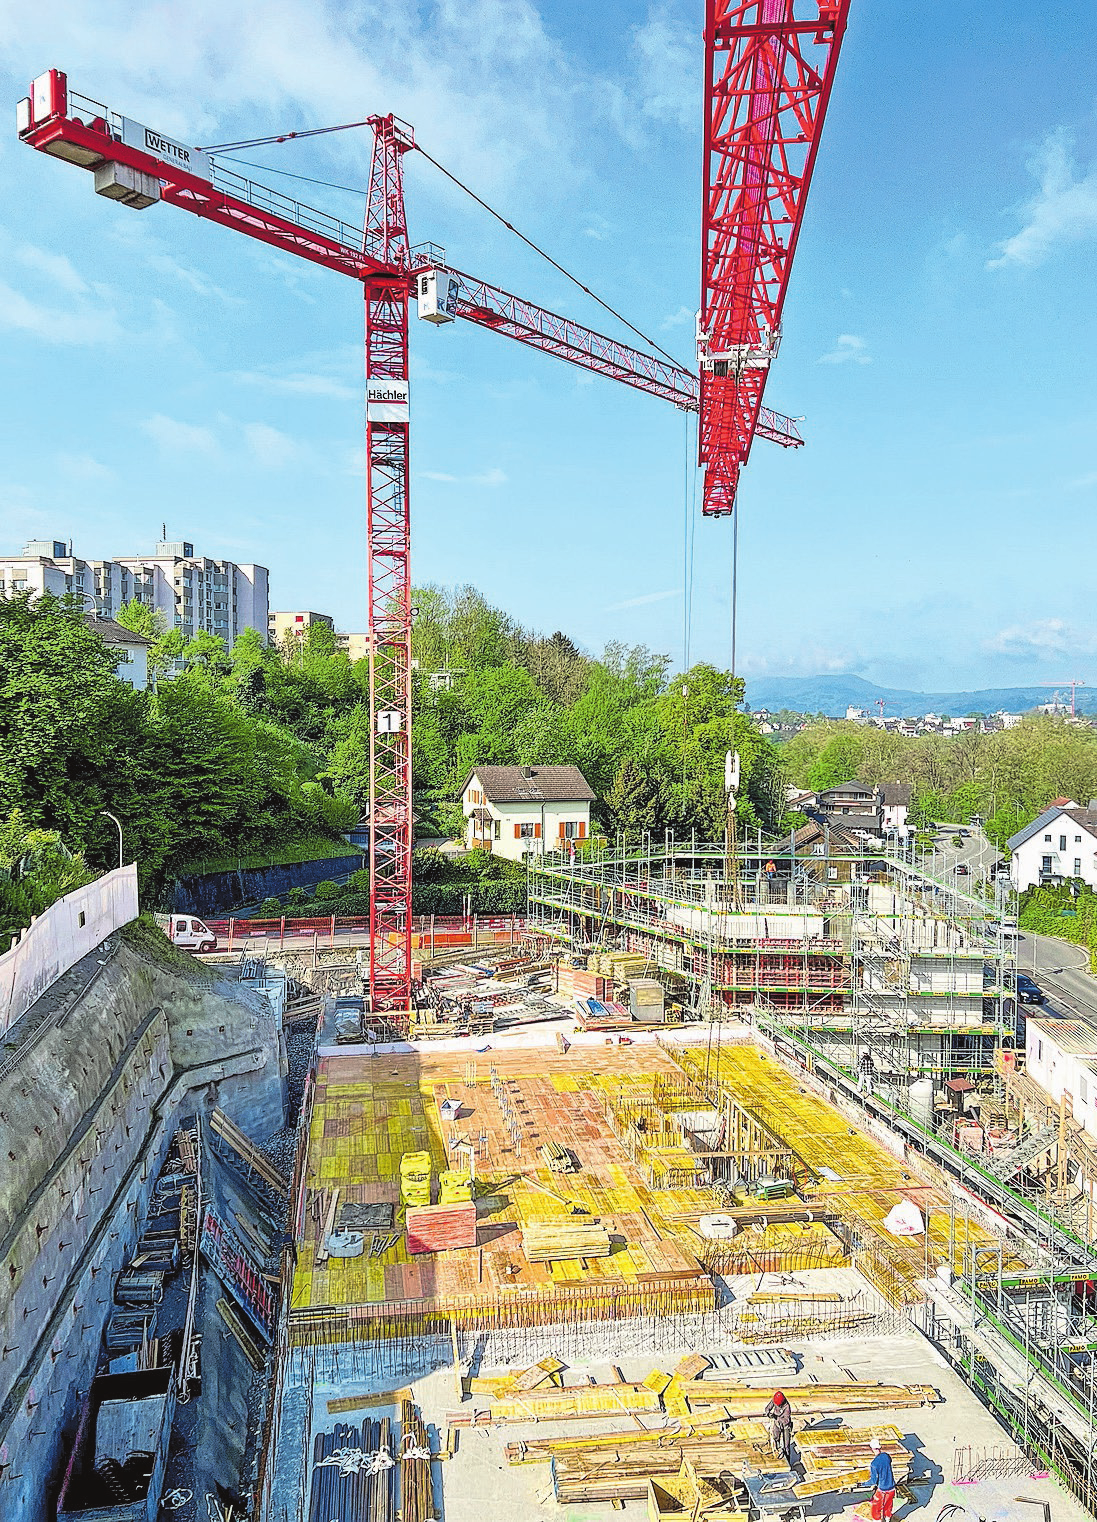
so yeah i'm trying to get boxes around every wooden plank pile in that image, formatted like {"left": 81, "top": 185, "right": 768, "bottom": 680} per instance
{"left": 664, "top": 1380, "right": 938, "bottom": 1423}
{"left": 522, "top": 1220, "right": 612, "bottom": 1262}
{"left": 795, "top": 1424, "right": 910, "bottom": 1498}
{"left": 461, "top": 1381, "right": 665, "bottom": 1425}
{"left": 405, "top": 1202, "right": 476, "bottom": 1254}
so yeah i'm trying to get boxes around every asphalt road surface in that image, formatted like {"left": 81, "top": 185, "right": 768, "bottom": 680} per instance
{"left": 1018, "top": 930, "right": 1097, "bottom": 1026}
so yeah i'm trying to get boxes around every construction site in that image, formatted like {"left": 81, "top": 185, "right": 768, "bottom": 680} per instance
{"left": 6, "top": 3, "right": 1097, "bottom": 1522}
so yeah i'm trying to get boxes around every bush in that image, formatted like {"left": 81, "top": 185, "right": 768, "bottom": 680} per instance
{"left": 313, "top": 879, "right": 342, "bottom": 901}
{"left": 259, "top": 897, "right": 282, "bottom": 915}
{"left": 287, "top": 886, "right": 310, "bottom": 906}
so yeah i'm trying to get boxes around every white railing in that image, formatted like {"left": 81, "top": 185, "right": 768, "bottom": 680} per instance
{"left": 0, "top": 864, "right": 139, "bottom": 1036}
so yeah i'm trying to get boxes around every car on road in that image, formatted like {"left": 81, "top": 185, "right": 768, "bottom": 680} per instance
{"left": 955, "top": 863, "right": 970, "bottom": 875}
{"left": 1016, "top": 973, "right": 1044, "bottom": 1004}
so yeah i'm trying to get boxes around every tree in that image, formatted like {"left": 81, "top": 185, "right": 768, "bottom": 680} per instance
{"left": 605, "top": 758, "right": 660, "bottom": 841}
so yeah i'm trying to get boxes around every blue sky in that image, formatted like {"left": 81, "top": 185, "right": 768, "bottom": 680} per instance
{"left": 1, "top": 2, "right": 1095, "bottom": 694}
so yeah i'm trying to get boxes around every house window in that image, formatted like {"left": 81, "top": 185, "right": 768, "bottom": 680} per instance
{"left": 1042, "top": 855, "right": 1053, "bottom": 873}
{"left": 812, "top": 843, "right": 825, "bottom": 856}
{"left": 1037, "top": 1039, "right": 1043, "bottom": 1062}
{"left": 494, "top": 820, "right": 500, "bottom": 839}
{"left": 1045, "top": 834, "right": 1052, "bottom": 842}
{"left": 827, "top": 866, "right": 839, "bottom": 880}
{"left": 518, "top": 822, "right": 537, "bottom": 839}
{"left": 1075, "top": 859, "right": 1082, "bottom": 876}
{"left": 562, "top": 820, "right": 582, "bottom": 839}
{"left": 1076, "top": 835, "right": 1083, "bottom": 843}
{"left": 1081, "top": 1076, "right": 1089, "bottom": 1105}
{"left": 1060, "top": 835, "right": 1067, "bottom": 852}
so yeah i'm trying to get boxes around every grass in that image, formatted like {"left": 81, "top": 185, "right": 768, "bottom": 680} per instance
{"left": 121, "top": 913, "right": 215, "bottom": 986}
{"left": 174, "top": 833, "right": 361, "bottom": 878}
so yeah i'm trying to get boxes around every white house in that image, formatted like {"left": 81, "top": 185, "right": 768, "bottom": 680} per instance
{"left": 461, "top": 765, "right": 595, "bottom": 861}
{"left": 1025, "top": 1016, "right": 1097, "bottom": 1144}
{"left": 878, "top": 782, "right": 911, "bottom": 834}
{"left": 86, "top": 616, "right": 153, "bottom": 691}
{"left": 1007, "top": 800, "right": 1097, "bottom": 891}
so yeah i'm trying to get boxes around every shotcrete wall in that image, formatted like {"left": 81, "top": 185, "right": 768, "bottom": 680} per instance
{"left": 0, "top": 924, "right": 286, "bottom": 1522}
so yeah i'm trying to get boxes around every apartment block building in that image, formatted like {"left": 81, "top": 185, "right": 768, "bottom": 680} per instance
{"left": 269, "top": 609, "right": 335, "bottom": 647}
{"left": 0, "top": 537, "right": 269, "bottom": 647}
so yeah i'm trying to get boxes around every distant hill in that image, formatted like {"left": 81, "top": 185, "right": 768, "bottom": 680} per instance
{"left": 742, "top": 674, "right": 1097, "bottom": 719}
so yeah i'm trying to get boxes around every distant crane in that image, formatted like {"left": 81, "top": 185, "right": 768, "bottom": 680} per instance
{"left": 18, "top": 7, "right": 850, "bottom": 1012}
{"left": 1034, "top": 681, "right": 1086, "bottom": 717}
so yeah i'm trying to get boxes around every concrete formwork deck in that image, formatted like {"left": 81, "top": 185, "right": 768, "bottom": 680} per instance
{"left": 291, "top": 1045, "right": 720, "bottom": 1332}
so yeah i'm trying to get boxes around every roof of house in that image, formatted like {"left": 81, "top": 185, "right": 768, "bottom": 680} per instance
{"left": 878, "top": 782, "right": 912, "bottom": 806}
{"left": 461, "top": 765, "right": 596, "bottom": 804}
{"left": 818, "top": 778, "right": 875, "bottom": 797}
{"left": 1026, "top": 1016, "right": 1097, "bottom": 1057}
{"left": 767, "top": 818, "right": 869, "bottom": 855}
{"left": 85, "top": 615, "right": 153, "bottom": 647}
{"left": 1008, "top": 804, "right": 1097, "bottom": 852}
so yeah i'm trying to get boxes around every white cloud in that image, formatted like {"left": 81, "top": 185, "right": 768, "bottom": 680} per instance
{"left": 989, "top": 129, "right": 1097, "bottom": 269}
{"left": 631, "top": 7, "right": 698, "bottom": 132}
{"left": 141, "top": 414, "right": 220, "bottom": 454}
{"left": 0, "top": 280, "right": 121, "bottom": 344}
{"left": 243, "top": 422, "right": 300, "bottom": 467}
{"left": 818, "top": 333, "right": 871, "bottom": 365}
{"left": 983, "top": 618, "right": 1097, "bottom": 660}
{"left": 606, "top": 587, "right": 681, "bottom": 611}
{"left": 233, "top": 368, "right": 357, "bottom": 401}
{"left": 420, "top": 465, "right": 506, "bottom": 486}
{"left": 57, "top": 452, "right": 116, "bottom": 482}
{"left": 14, "top": 242, "right": 88, "bottom": 295}
{"left": 660, "top": 304, "right": 694, "bottom": 331}
{"left": 145, "top": 252, "right": 244, "bottom": 305}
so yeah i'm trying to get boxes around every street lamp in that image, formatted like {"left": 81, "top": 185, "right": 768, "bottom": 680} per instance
{"left": 99, "top": 810, "right": 123, "bottom": 870}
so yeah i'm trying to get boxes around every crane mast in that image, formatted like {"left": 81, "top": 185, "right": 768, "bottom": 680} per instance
{"left": 362, "top": 116, "right": 415, "bottom": 1010}
{"left": 699, "top": 0, "right": 849, "bottom": 516}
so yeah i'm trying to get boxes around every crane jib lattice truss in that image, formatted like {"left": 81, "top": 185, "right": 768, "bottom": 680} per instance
{"left": 699, "top": 0, "right": 850, "bottom": 516}
{"left": 17, "top": 25, "right": 849, "bottom": 1007}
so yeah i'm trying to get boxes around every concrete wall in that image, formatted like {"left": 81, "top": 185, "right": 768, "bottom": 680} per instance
{"left": 0, "top": 865, "right": 138, "bottom": 1037}
{"left": 172, "top": 853, "right": 363, "bottom": 915}
{"left": 0, "top": 929, "right": 286, "bottom": 1522}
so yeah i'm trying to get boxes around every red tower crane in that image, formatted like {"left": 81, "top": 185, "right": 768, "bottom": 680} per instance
{"left": 699, "top": 0, "right": 850, "bottom": 515}
{"left": 17, "top": 16, "right": 849, "bottom": 1012}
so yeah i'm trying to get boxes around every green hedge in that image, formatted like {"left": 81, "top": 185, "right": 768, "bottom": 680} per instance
{"left": 1019, "top": 882, "right": 1097, "bottom": 971}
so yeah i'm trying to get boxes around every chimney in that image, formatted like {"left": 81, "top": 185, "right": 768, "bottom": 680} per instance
{"left": 521, "top": 767, "right": 533, "bottom": 778}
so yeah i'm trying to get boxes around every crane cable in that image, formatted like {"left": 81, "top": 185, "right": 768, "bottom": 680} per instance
{"left": 413, "top": 144, "right": 688, "bottom": 372}
{"left": 200, "top": 118, "right": 687, "bottom": 372}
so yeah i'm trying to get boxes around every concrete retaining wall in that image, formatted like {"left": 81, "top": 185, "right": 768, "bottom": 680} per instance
{"left": 0, "top": 930, "right": 286, "bottom": 1522}
{"left": 173, "top": 853, "right": 364, "bottom": 915}
{"left": 0, "top": 865, "right": 139, "bottom": 1037}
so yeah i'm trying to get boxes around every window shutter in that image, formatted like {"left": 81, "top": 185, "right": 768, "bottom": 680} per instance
{"left": 558, "top": 822, "right": 566, "bottom": 837}
{"left": 514, "top": 823, "right": 521, "bottom": 839}
{"left": 534, "top": 823, "right": 541, "bottom": 839}
{"left": 578, "top": 820, "right": 586, "bottom": 838}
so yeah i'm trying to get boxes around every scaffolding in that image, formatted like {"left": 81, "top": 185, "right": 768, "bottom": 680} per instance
{"left": 527, "top": 839, "right": 1014, "bottom": 1088}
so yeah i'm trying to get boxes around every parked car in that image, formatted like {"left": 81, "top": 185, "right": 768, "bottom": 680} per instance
{"left": 955, "top": 863, "right": 970, "bottom": 875}
{"left": 1016, "top": 973, "right": 1044, "bottom": 1005}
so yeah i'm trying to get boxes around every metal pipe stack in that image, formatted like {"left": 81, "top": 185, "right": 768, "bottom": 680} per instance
{"left": 308, "top": 1420, "right": 397, "bottom": 1522}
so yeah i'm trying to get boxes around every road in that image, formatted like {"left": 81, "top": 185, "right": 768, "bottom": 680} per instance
{"left": 1019, "top": 930, "right": 1097, "bottom": 1026}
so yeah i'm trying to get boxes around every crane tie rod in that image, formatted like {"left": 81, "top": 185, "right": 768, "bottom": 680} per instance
{"left": 200, "top": 117, "right": 688, "bottom": 373}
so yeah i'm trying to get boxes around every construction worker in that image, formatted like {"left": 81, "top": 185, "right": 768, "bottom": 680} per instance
{"left": 869, "top": 1436, "right": 896, "bottom": 1520}
{"left": 763, "top": 1390, "right": 793, "bottom": 1465}
{"left": 857, "top": 1047, "right": 875, "bottom": 1096}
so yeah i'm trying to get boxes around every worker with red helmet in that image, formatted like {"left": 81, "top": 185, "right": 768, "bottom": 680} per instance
{"left": 763, "top": 1389, "right": 794, "bottom": 1464}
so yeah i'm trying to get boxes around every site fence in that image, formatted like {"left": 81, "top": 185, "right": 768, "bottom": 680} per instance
{"left": 205, "top": 914, "right": 525, "bottom": 952}
{"left": 0, "top": 864, "right": 138, "bottom": 1036}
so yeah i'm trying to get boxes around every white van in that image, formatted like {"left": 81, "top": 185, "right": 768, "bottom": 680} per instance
{"left": 168, "top": 914, "right": 218, "bottom": 953}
